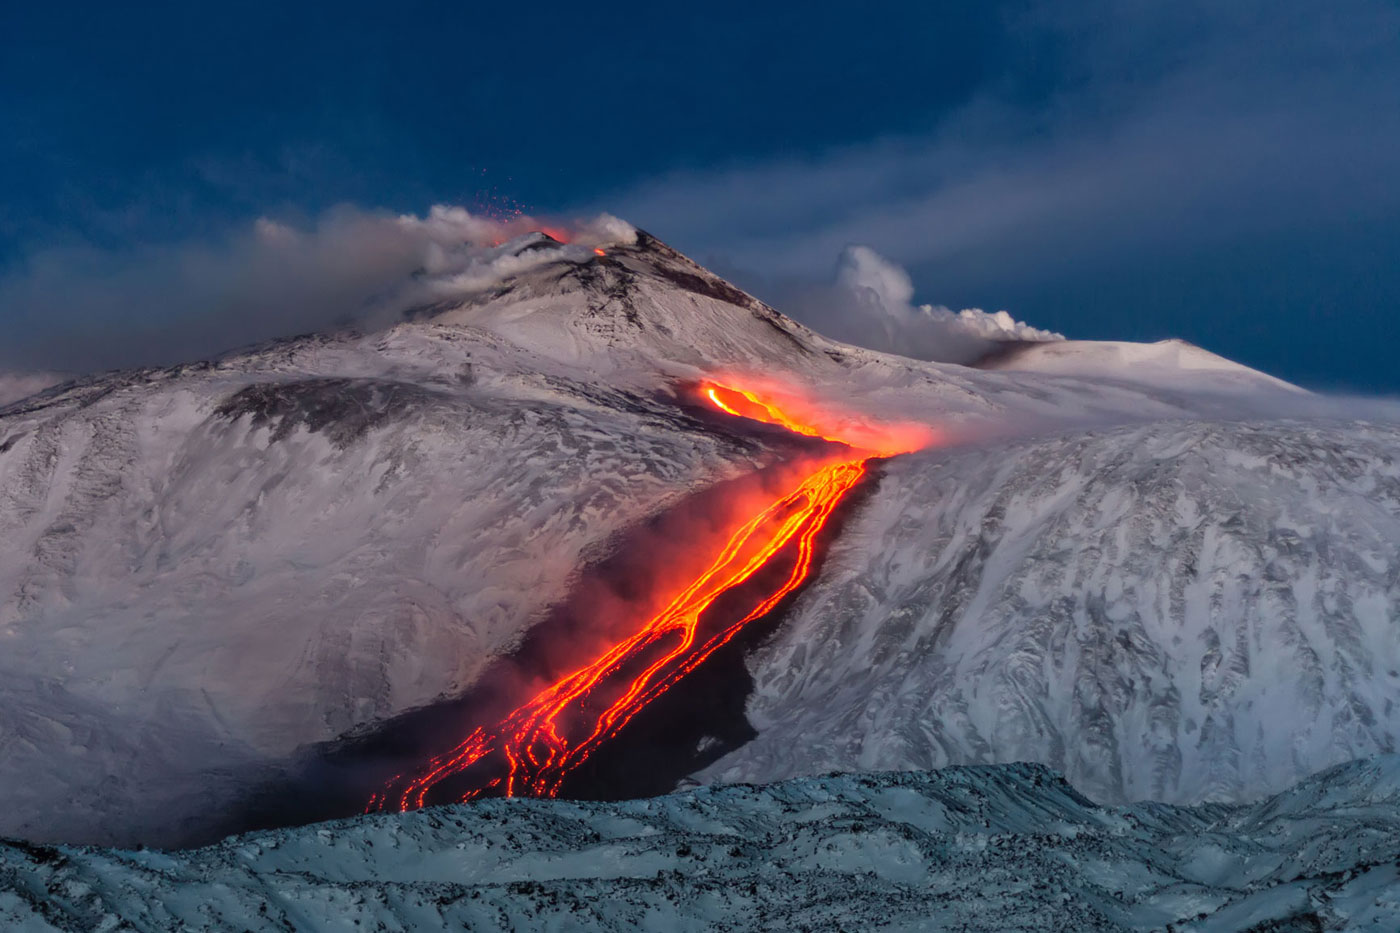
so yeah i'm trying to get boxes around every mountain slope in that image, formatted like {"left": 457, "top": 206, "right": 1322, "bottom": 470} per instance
{"left": 0, "top": 322, "right": 785, "bottom": 845}
{"left": 0, "top": 228, "right": 1395, "bottom": 848}
{"left": 0, "top": 230, "right": 922, "bottom": 846}
{"left": 4, "top": 756, "right": 1399, "bottom": 931}
{"left": 703, "top": 418, "right": 1400, "bottom": 805}
{"left": 976, "top": 338, "right": 1304, "bottom": 394}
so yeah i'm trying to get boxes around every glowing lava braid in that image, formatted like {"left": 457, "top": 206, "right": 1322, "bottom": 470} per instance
{"left": 368, "top": 380, "right": 927, "bottom": 811}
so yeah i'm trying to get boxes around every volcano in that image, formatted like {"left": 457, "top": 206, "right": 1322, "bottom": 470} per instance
{"left": 1, "top": 228, "right": 1398, "bottom": 855}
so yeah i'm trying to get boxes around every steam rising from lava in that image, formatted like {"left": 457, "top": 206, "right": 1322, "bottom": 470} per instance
{"left": 367, "top": 378, "right": 934, "bottom": 811}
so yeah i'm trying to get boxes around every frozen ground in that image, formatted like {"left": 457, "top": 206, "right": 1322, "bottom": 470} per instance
{"left": 3, "top": 756, "right": 1399, "bottom": 931}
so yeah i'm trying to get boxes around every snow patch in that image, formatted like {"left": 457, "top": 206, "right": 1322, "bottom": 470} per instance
{"left": 3, "top": 758, "right": 1398, "bottom": 931}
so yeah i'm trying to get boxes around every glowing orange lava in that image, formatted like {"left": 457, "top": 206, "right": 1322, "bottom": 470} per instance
{"left": 701, "top": 379, "right": 935, "bottom": 456}
{"left": 368, "top": 379, "right": 924, "bottom": 812}
{"left": 703, "top": 382, "right": 846, "bottom": 445}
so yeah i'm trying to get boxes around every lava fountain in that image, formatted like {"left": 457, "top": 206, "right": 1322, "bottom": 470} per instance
{"left": 368, "top": 379, "right": 931, "bottom": 812}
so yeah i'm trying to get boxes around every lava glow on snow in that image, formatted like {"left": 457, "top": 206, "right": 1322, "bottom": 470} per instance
{"left": 368, "top": 380, "right": 928, "bottom": 812}
{"left": 703, "top": 383, "right": 846, "bottom": 445}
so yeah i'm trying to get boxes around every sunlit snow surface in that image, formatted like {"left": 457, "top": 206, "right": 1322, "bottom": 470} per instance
{"left": 3, "top": 757, "right": 1399, "bottom": 931}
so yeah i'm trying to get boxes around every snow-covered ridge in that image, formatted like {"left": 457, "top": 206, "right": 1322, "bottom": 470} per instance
{"left": 976, "top": 338, "right": 1303, "bottom": 393}
{"left": 3, "top": 756, "right": 1398, "bottom": 931}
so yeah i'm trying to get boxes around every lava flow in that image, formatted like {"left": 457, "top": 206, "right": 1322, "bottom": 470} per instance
{"left": 368, "top": 379, "right": 924, "bottom": 812}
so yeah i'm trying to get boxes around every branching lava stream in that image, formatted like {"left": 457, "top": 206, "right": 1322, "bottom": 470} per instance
{"left": 368, "top": 380, "right": 929, "bottom": 812}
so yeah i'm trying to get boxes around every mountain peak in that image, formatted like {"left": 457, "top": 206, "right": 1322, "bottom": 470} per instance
{"left": 411, "top": 228, "right": 826, "bottom": 373}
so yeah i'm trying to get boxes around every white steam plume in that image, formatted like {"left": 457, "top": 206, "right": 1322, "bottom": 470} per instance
{"left": 798, "top": 246, "right": 1060, "bottom": 364}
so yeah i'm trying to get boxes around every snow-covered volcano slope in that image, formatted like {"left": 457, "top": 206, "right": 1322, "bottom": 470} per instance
{"left": 0, "top": 371, "right": 63, "bottom": 407}
{"left": 4, "top": 756, "right": 1400, "bottom": 932}
{"left": 704, "top": 418, "right": 1400, "bottom": 806}
{"left": 0, "top": 343, "right": 778, "bottom": 846}
{"left": 0, "top": 229, "right": 997, "bottom": 847}
{"left": 976, "top": 338, "right": 1303, "bottom": 395}
{"left": 0, "top": 232, "right": 868, "bottom": 846}
{"left": 0, "top": 225, "right": 1393, "bottom": 847}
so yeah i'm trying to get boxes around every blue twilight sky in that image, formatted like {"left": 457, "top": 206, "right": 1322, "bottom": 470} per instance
{"left": 2, "top": 0, "right": 1398, "bottom": 390}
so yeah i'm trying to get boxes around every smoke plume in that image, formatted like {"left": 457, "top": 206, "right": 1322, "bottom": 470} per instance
{"left": 794, "top": 246, "right": 1060, "bottom": 364}
{"left": 0, "top": 206, "right": 636, "bottom": 375}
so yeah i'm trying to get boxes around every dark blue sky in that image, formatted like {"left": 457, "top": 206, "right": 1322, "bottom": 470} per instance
{"left": 3, "top": 0, "right": 1398, "bottom": 391}
{"left": 0, "top": 2, "right": 998, "bottom": 247}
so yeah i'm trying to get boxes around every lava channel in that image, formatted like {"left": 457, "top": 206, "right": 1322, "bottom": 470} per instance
{"left": 368, "top": 379, "right": 921, "bottom": 812}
